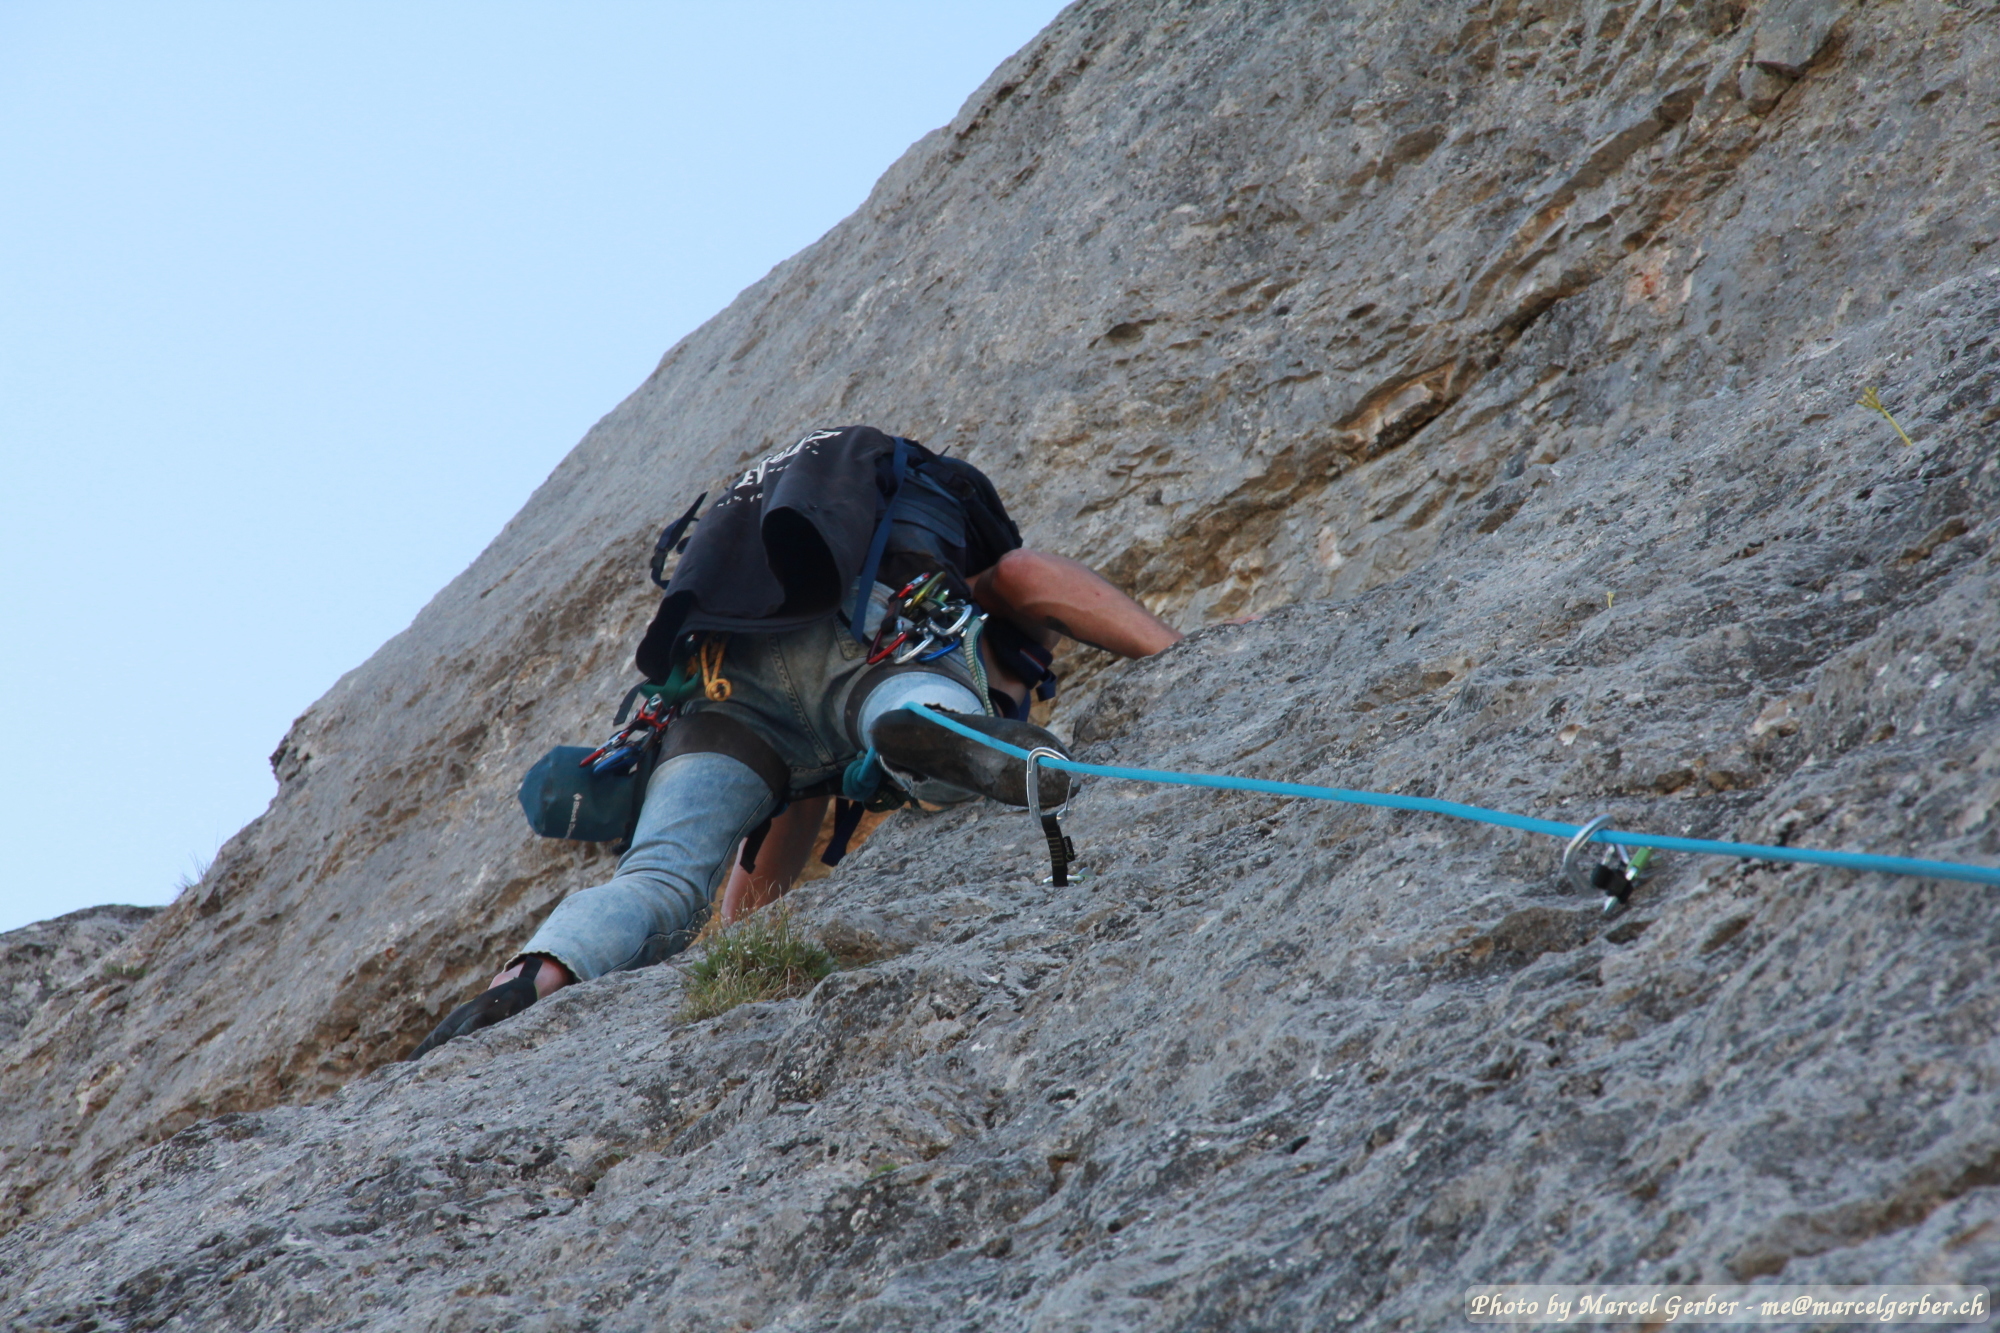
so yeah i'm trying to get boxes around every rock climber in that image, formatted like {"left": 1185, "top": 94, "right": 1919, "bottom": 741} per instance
{"left": 410, "top": 425, "right": 1180, "bottom": 1058}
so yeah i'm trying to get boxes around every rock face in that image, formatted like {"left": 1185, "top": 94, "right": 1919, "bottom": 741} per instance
{"left": 5, "top": 0, "right": 2000, "bottom": 1326}
{"left": 0, "top": 906, "right": 159, "bottom": 1053}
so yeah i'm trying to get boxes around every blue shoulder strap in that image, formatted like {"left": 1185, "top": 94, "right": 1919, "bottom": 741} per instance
{"left": 849, "top": 436, "right": 911, "bottom": 641}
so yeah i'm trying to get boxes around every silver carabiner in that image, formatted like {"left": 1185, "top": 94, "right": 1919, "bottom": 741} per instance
{"left": 1024, "top": 745, "right": 1070, "bottom": 823}
{"left": 1562, "top": 812, "right": 1640, "bottom": 914}
{"left": 1561, "top": 814, "right": 1615, "bottom": 893}
{"left": 933, "top": 601, "right": 978, "bottom": 640}
{"left": 892, "top": 632, "right": 940, "bottom": 665}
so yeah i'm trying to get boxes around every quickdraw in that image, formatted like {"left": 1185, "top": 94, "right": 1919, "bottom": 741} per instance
{"left": 579, "top": 690, "right": 673, "bottom": 776}
{"left": 1561, "top": 813, "right": 1655, "bottom": 915}
{"left": 583, "top": 635, "right": 731, "bottom": 777}
{"left": 867, "top": 572, "right": 984, "bottom": 666}
{"left": 1024, "top": 745, "right": 1076, "bottom": 887}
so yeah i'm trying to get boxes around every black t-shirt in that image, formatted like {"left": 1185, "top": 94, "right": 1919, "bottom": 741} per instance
{"left": 634, "top": 425, "right": 1022, "bottom": 681}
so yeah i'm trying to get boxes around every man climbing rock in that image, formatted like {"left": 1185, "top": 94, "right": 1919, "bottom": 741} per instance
{"left": 410, "top": 425, "right": 1179, "bottom": 1058}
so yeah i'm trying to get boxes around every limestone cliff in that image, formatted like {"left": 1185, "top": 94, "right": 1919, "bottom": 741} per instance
{"left": 5, "top": 0, "right": 1999, "bottom": 1326}
{"left": 0, "top": 906, "right": 159, "bottom": 1053}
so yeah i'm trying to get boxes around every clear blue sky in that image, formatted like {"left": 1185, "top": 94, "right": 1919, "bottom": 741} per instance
{"left": 0, "top": 2, "right": 1068, "bottom": 934}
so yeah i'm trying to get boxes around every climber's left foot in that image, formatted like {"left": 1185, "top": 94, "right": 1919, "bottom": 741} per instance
{"left": 406, "top": 955, "right": 569, "bottom": 1060}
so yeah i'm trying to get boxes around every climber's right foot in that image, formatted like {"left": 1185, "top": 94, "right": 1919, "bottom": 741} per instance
{"left": 868, "top": 706, "right": 1073, "bottom": 808}
{"left": 407, "top": 955, "right": 550, "bottom": 1060}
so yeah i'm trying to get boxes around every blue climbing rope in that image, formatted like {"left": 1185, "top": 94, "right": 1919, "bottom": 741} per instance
{"left": 908, "top": 708, "right": 2000, "bottom": 888}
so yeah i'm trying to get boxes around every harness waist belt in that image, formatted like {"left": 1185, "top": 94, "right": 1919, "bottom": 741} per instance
{"left": 663, "top": 712, "right": 792, "bottom": 802}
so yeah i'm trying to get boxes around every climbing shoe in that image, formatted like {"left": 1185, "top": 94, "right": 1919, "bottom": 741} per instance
{"left": 406, "top": 956, "right": 542, "bottom": 1060}
{"left": 868, "top": 707, "right": 1073, "bottom": 808}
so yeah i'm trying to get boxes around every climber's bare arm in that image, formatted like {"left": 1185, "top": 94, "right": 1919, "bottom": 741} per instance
{"left": 720, "top": 796, "right": 830, "bottom": 923}
{"left": 971, "top": 548, "right": 1182, "bottom": 659}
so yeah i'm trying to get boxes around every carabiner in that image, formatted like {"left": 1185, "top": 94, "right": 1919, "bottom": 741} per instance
{"left": 934, "top": 602, "right": 979, "bottom": 639}
{"left": 1561, "top": 812, "right": 1647, "bottom": 914}
{"left": 893, "top": 633, "right": 941, "bottom": 665}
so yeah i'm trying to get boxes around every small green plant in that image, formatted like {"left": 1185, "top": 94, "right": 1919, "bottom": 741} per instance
{"left": 173, "top": 852, "right": 214, "bottom": 896}
{"left": 677, "top": 909, "right": 836, "bottom": 1022}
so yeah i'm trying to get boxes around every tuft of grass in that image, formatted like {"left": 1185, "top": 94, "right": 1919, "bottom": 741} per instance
{"left": 173, "top": 852, "right": 214, "bottom": 897}
{"left": 677, "top": 910, "right": 836, "bottom": 1022}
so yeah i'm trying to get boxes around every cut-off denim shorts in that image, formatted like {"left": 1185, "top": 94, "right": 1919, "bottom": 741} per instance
{"left": 520, "top": 592, "right": 983, "bottom": 980}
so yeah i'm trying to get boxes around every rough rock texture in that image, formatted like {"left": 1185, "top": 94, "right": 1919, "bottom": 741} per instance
{"left": 6, "top": 0, "right": 2000, "bottom": 1326}
{"left": 0, "top": 906, "right": 159, "bottom": 1053}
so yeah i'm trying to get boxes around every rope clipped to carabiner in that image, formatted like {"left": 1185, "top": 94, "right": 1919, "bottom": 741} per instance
{"left": 1025, "top": 745, "right": 1076, "bottom": 886}
{"left": 909, "top": 708, "right": 2000, "bottom": 890}
{"left": 1562, "top": 813, "right": 1656, "bottom": 916}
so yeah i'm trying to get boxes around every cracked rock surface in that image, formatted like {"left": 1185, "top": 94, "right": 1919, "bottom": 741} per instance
{"left": 0, "top": 906, "right": 159, "bottom": 1054}
{"left": 4, "top": 0, "right": 1999, "bottom": 1327}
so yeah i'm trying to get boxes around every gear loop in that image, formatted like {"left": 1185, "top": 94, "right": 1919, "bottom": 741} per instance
{"left": 696, "top": 635, "right": 732, "bottom": 701}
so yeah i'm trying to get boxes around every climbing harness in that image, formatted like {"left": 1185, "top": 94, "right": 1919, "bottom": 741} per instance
{"left": 850, "top": 435, "right": 915, "bottom": 643}
{"left": 647, "top": 491, "right": 709, "bottom": 588}
{"left": 694, "top": 634, "right": 732, "bottom": 701}
{"left": 580, "top": 688, "right": 673, "bottom": 777}
{"left": 520, "top": 633, "right": 738, "bottom": 847}
{"left": 906, "top": 707, "right": 2000, "bottom": 893}
{"left": 868, "top": 572, "right": 985, "bottom": 666}
{"left": 584, "top": 635, "right": 733, "bottom": 775}
{"left": 842, "top": 569, "right": 993, "bottom": 812}
{"left": 1561, "top": 813, "right": 1656, "bottom": 915}
{"left": 982, "top": 621, "right": 1059, "bottom": 719}
{"left": 822, "top": 793, "right": 872, "bottom": 867}
{"left": 580, "top": 632, "right": 728, "bottom": 778}
{"left": 822, "top": 598, "right": 999, "bottom": 867}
